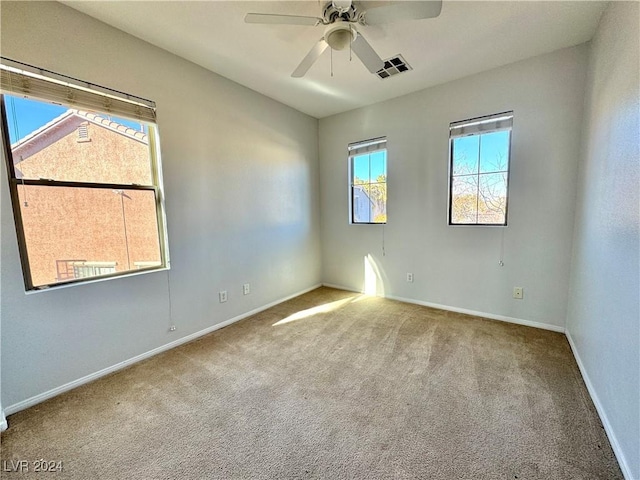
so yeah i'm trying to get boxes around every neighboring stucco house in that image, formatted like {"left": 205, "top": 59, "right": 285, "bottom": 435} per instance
{"left": 10, "top": 109, "right": 161, "bottom": 287}
{"left": 353, "top": 185, "right": 385, "bottom": 223}
{"left": 352, "top": 185, "right": 374, "bottom": 223}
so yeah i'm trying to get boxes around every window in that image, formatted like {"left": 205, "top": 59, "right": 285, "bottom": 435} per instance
{"left": 0, "top": 58, "right": 169, "bottom": 290}
{"left": 448, "top": 112, "right": 513, "bottom": 226}
{"left": 349, "top": 137, "right": 387, "bottom": 224}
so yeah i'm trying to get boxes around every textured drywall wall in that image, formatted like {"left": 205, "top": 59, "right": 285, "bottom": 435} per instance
{"left": 0, "top": 1, "right": 321, "bottom": 408}
{"left": 566, "top": 2, "right": 640, "bottom": 478}
{"left": 319, "top": 45, "right": 588, "bottom": 330}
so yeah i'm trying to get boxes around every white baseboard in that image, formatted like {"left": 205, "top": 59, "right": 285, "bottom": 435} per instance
{"left": 321, "top": 283, "right": 362, "bottom": 294}
{"left": 322, "top": 283, "right": 565, "bottom": 333}
{"left": 565, "top": 331, "right": 634, "bottom": 480}
{"left": 3, "top": 283, "right": 322, "bottom": 419}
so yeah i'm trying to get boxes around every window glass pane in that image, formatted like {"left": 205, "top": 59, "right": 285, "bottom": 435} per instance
{"left": 352, "top": 153, "right": 370, "bottom": 183}
{"left": 5, "top": 95, "right": 152, "bottom": 185}
{"left": 368, "top": 181, "right": 387, "bottom": 223}
{"left": 449, "top": 112, "right": 512, "bottom": 225}
{"left": 451, "top": 176, "right": 478, "bottom": 224}
{"left": 352, "top": 185, "right": 371, "bottom": 223}
{"left": 452, "top": 135, "right": 479, "bottom": 175}
{"left": 369, "top": 150, "right": 386, "bottom": 181}
{"left": 477, "top": 173, "right": 507, "bottom": 224}
{"left": 479, "top": 130, "right": 510, "bottom": 174}
{"left": 17, "top": 185, "right": 161, "bottom": 287}
{"left": 350, "top": 139, "right": 387, "bottom": 224}
{"left": 369, "top": 151, "right": 387, "bottom": 223}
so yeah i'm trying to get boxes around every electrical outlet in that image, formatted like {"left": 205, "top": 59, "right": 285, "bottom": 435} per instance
{"left": 513, "top": 287, "right": 523, "bottom": 299}
{"left": 219, "top": 290, "right": 228, "bottom": 303}
{"left": 407, "top": 273, "right": 414, "bottom": 283}
{"left": 243, "top": 283, "right": 251, "bottom": 295}
{"left": 169, "top": 325, "right": 176, "bottom": 332}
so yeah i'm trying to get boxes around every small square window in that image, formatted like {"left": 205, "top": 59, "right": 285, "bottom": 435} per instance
{"left": 448, "top": 112, "right": 513, "bottom": 226}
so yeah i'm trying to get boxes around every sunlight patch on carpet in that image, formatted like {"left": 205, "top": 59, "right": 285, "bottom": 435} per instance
{"left": 273, "top": 296, "right": 358, "bottom": 326}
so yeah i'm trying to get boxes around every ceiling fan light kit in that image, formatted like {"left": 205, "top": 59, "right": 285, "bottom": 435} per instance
{"left": 245, "top": 0, "right": 443, "bottom": 78}
{"left": 325, "top": 22, "right": 356, "bottom": 51}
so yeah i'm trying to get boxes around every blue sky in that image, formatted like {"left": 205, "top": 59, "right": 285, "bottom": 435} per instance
{"left": 452, "top": 130, "right": 510, "bottom": 175}
{"left": 4, "top": 95, "right": 146, "bottom": 144}
{"left": 353, "top": 150, "right": 386, "bottom": 182}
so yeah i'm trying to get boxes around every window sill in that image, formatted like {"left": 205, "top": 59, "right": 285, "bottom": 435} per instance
{"left": 25, "top": 265, "right": 170, "bottom": 295}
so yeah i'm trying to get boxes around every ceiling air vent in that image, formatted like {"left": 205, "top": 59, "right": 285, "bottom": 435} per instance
{"left": 375, "top": 55, "right": 412, "bottom": 79}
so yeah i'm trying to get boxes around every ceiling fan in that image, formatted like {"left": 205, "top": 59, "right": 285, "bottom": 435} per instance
{"left": 245, "top": 1, "right": 443, "bottom": 78}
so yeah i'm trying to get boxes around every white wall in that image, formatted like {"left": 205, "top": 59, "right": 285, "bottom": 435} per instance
{"left": 0, "top": 2, "right": 321, "bottom": 409}
{"left": 319, "top": 45, "right": 587, "bottom": 330}
{"left": 566, "top": 3, "right": 640, "bottom": 479}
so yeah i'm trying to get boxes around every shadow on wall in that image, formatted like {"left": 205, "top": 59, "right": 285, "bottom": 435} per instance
{"left": 364, "top": 253, "right": 387, "bottom": 297}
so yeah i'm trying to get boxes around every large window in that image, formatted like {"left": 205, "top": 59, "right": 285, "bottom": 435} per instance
{"left": 349, "top": 137, "right": 387, "bottom": 224}
{"left": 0, "top": 59, "right": 169, "bottom": 290}
{"left": 448, "top": 112, "right": 513, "bottom": 226}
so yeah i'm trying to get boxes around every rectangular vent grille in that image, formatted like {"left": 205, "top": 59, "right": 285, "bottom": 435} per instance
{"left": 376, "top": 55, "right": 412, "bottom": 79}
{"left": 77, "top": 123, "right": 90, "bottom": 143}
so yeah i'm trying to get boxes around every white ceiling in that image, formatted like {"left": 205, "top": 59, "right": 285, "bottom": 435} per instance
{"left": 62, "top": 1, "right": 607, "bottom": 118}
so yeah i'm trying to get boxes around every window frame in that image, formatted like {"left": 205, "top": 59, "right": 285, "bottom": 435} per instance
{"left": 349, "top": 137, "right": 387, "bottom": 225}
{"left": 0, "top": 63, "right": 169, "bottom": 292}
{"left": 447, "top": 112, "right": 513, "bottom": 227}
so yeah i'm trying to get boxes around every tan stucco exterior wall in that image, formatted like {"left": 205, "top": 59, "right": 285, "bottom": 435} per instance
{"left": 13, "top": 117, "right": 160, "bottom": 287}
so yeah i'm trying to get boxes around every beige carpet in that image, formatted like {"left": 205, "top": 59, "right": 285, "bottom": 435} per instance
{"left": 1, "top": 287, "right": 622, "bottom": 479}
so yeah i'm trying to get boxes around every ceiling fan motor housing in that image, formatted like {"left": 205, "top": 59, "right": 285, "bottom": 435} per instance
{"left": 323, "top": 1, "right": 359, "bottom": 24}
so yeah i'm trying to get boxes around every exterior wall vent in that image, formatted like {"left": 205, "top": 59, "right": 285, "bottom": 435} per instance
{"left": 375, "top": 55, "right": 412, "bottom": 79}
{"left": 77, "top": 123, "right": 90, "bottom": 143}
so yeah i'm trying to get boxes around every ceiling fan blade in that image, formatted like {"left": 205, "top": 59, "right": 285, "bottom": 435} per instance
{"left": 292, "top": 39, "right": 329, "bottom": 78}
{"left": 351, "top": 33, "right": 384, "bottom": 74}
{"left": 245, "top": 13, "right": 322, "bottom": 26}
{"left": 363, "top": 1, "right": 442, "bottom": 25}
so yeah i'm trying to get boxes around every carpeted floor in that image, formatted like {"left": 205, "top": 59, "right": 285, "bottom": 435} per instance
{"left": 1, "top": 287, "right": 622, "bottom": 479}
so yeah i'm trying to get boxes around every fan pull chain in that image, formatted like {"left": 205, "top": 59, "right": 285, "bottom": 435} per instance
{"left": 330, "top": 47, "right": 334, "bottom": 77}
